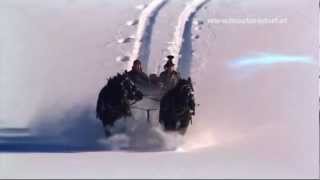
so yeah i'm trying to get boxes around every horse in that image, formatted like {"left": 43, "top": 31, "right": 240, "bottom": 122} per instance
{"left": 159, "top": 77, "right": 196, "bottom": 135}
{"left": 96, "top": 71, "right": 143, "bottom": 136}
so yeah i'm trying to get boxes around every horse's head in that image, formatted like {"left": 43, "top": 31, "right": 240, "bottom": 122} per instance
{"left": 177, "top": 77, "right": 194, "bottom": 97}
{"left": 176, "top": 77, "right": 195, "bottom": 115}
{"left": 120, "top": 71, "right": 143, "bottom": 101}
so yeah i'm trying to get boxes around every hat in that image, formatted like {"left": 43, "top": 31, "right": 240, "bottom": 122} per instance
{"left": 164, "top": 59, "right": 175, "bottom": 68}
{"left": 133, "top": 59, "right": 141, "bottom": 65}
{"left": 167, "top": 55, "right": 174, "bottom": 60}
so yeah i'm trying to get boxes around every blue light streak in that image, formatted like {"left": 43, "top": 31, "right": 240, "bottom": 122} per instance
{"left": 230, "top": 53, "right": 314, "bottom": 68}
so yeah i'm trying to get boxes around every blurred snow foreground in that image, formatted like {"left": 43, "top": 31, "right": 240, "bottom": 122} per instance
{"left": 0, "top": 0, "right": 318, "bottom": 178}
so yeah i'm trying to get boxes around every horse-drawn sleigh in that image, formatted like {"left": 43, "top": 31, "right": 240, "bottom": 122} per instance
{"left": 96, "top": 70, "right": 196, "bottom": 136}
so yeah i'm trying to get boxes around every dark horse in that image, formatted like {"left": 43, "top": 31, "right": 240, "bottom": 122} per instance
{"left": 159, "top": 78, "right": 196, "bottom": 134}
{"left": 96, "top": 71, "right": 143, "bottom": 135}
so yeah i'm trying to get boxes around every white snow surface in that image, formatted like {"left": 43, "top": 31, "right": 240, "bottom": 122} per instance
{"left": 169, "top": 0, "right": 209, "bottom": 77}
{"left": 129, "top": 0, "right": 168, "bottom": 72}
{"left": 0, "top": 0, "right": 319, "bottom": 178}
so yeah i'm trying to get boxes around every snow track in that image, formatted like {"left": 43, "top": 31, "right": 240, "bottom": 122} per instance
{"left": 129, "top": 0, "right": 209, "bottom": 77}
{"left": 146, "top": 0, "right": 187, "bottom": 74}
{"left": 170, "top": 0, "right": 210, "bottom": 78}
{"left": 128, "top": 0, "right": 168, "bottom": 73}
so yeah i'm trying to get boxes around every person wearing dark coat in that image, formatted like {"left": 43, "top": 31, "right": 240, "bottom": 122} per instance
{"left": 159, "top": 55, "right": 181, "bottom": 93}
{"left": 128, "top": 59, "right": 149, "bottom": 88}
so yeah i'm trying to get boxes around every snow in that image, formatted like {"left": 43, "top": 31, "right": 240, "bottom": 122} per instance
{"left": 129, "top": 0, "right": 168, "bottom": 72}
{"left": 117, "top": 37, "right": 133, "bottom": 44}
{"left": 126, "top": 19, "right": 139, "bottom": 26}
{"left": 169, "top": 0, "right": 210, "bottom": 77}
{"left": 193, "top": 19, "right": 204, "bottom": 26}
{"left": 194, "top": 25, "right": 201, "bottom": 31}
{"left": 135, "top": 3, "right": 147, "bottom": 10}
{"left": 116, "top": 55, "right": 130, "bottom": 62}
{"left": 0, "top": 0, "right": 319, "bottom": 178}
{"left": 192, "top": 34, "right": 200, "bottom": 40}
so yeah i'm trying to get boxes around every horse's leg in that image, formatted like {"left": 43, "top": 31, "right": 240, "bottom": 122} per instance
{"left": 170, "top": 98, "right": 178, "bottom": 130}
{"left": 179, "top": 128, "right": 187, "bottom": 135}
{"left": 179, "top": 112, "right": 191, "bottom": 129}
{"left": 101, "top": 119, "right": 111, "bottom": 137}
{"left": 101, "top": 113, "right": 119, "bottom": 137}
{"left": 104, "top": 126, "right": 112, "bottom": 137}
